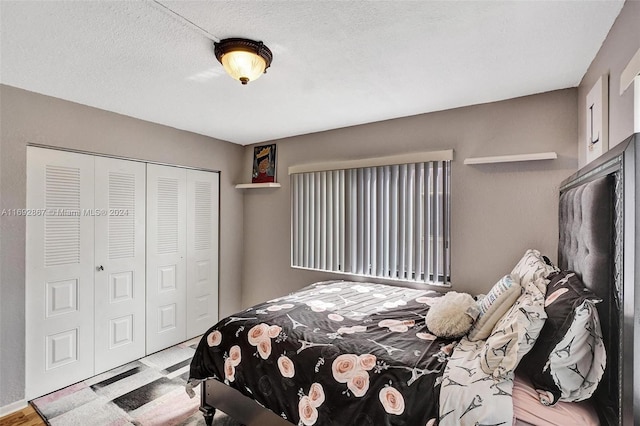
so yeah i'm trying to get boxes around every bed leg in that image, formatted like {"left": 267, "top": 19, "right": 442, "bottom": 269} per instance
{"left": 199, "top": 379, "right": 216, "bottom": 426}
{"left": 200, "top": 405, "right": 216, "bottom": 426}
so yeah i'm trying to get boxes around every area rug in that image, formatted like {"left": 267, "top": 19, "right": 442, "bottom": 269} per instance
{"left": 31, "top": 337, "right": 240, "bottom": 426}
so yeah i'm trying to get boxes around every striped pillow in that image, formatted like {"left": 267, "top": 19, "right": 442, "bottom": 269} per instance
{"left": 467, "top": 275, "right": 521, "bottom": 341}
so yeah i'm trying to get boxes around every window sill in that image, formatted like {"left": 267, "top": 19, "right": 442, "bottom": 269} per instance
{"left": 290, "top": 265, "right": 451, "bottom": 289}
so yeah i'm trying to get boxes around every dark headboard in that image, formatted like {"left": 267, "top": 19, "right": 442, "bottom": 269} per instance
{"left": 558, "top": 174, "right": 617, "bottom": 424}
{"left": 558, "top": 175, "right": 614, "bottom": 294}
{"left": 558, "top": 133, "right": 640, "bottom": 426}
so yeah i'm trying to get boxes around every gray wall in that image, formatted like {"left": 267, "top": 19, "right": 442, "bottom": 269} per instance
{"left": 241, "top": 89, "right": 578, "bottom": 308}
{"left": 578, "top": 0, "right": 640, "bottom": 168}
{"left": 0, "top": 85, "right": 245, "bottom": 407}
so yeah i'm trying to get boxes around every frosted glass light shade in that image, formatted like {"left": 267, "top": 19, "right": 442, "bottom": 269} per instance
{"left": 214, "top": 38, "right": 273, "bottom": 85}
{"left": 221, "top": 51, "right": 267, "bottom": 84}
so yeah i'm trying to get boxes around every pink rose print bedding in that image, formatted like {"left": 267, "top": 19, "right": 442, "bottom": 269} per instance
{"left": 188, "top": 280, "right": 455, "bottom": 425}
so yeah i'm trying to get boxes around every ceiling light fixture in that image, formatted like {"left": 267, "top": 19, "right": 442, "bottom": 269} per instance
{"left": 214, "top": 38, "right": 273, "bottom": 85}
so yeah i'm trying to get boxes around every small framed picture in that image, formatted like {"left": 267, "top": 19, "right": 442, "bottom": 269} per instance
{"left": 252, "top": 144, "right": 277, "bottom": 183}
{"left": 585, "top": 75, "right": 609, "bottom": 164}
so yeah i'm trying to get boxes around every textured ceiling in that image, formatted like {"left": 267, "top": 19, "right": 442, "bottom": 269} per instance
{"left": 0, "top": 1, "right": 624, "bottom": 145}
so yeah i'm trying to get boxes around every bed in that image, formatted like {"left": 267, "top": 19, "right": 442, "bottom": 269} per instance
{"left": 188, "top": 133, "right": 640, "bottom": 426}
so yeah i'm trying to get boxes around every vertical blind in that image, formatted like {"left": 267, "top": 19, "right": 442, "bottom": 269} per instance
{"left": 291, "top": 161, "right": 450, "bottom": 285}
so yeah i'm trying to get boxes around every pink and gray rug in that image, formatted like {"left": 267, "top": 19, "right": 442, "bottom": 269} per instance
{"left": 31, "top": 337, "right": 240, "bottom": 426}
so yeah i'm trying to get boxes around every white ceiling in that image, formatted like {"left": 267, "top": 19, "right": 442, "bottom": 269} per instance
{"left": 0, "top": 1, "right": 624, "bottom": 145}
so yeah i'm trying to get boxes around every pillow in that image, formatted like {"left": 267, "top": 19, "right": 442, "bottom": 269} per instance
{"left": 479, "top": 280, "right": 547, "bottom": 378}
{"left": 425, "top": 291, "right": 479, "bottom": 338}
{"left": 518, "top": 271, "right": 605, "bottom": 406}
{"left": 511, "top": 249, "right": 558, "bottom": 293}
{"left": 467, "top": 275, "right": 521, "bottom": 341}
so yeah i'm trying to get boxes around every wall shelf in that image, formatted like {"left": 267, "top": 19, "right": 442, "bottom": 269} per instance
{"left": 463, "top": 152, "right": 557, "bottom": 165}
{"left": 235, "top": 182, "right": 281, "bottom": 189}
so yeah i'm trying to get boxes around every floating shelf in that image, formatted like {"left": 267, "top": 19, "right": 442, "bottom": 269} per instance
{"left": 463, "top": 152, "right": 557, "bottom": 165}
{"left": 234, "top": 182, "right": 281, "bottom": 189}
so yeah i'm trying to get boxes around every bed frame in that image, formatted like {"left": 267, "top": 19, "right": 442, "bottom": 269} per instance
{"left": 557, "top": 132, "right": 639, "bottom": 426}
{"left": 199, "top": 133, "right": 640, "bottom": 426}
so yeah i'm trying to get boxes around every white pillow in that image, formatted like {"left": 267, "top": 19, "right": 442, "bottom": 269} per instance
{"left": 467, "top": 275, "right": 521, "bottom": 341}
{"left": 479, "top": 281, "right": 547, "bottom": 378}
{"left": 511, "top": 249, "right": 557, "bottom": 293}
{"left": 425, "top": 291, "right": 478, "bottom": 338}
{"left": 547, "top": 299, "right": 606, "bottom": 402}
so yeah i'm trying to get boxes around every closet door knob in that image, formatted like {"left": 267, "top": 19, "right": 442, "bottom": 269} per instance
{"left": 97, "top": 265, "right": 104, "bottom": 271}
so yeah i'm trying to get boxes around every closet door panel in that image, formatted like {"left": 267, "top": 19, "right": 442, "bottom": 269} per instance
{"left": 186, "top": 170, "right": 219, "bottom": 338}
{"left": 146, "top": 164, "right": 187, "bottom": 353}
{"left": 26, "top": 147, "right": 95, "bottom": 399}
{"left": 94, "top": 157, "right": 146, "bottom": 373}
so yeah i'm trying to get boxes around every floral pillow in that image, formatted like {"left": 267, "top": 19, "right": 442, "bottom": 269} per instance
{"left": 518, "top": 271, "right": 606, "bottom": 406}
{"left": 467, "top": 274, "right": 521, "bottom": 341}
{"left": 479, "top": 280, "right": 547, "bottom": 378}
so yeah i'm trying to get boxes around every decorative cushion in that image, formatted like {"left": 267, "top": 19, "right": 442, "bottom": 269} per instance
{"left": 467, "top": 275, "right": 521, "bottom": 341}
{"left": 518, "top": 270, "right": 605, "bottom": 405}
{"left": 511, "top": 249, "right": 558, "bottom": 293}
{"left": 425, "top": 291, "right": 479, "bottom": 338}
{"left": 479, "top": 281, "right": 547, "bottom": 378}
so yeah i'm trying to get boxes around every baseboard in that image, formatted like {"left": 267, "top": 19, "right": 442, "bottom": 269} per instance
{"left": 0, "top": 399, "right": 28, "bottom": 417}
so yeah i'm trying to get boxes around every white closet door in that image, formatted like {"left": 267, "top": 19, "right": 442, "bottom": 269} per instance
{"left": 94, "top": 157, "right": 146, "bottom": 373}
{"left": 186, "top": 170, "right": 219, "bottom": 338}
{"left": 146, "top": 164, "right": 187, "bottom": 353}
{"left": 26, "top": 147, "right": 95, "bottom": 399}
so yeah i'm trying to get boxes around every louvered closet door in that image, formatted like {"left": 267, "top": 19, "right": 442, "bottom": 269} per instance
{"left": 186, "top": 170, "right": 219, "bottom": 338}
{"left": 26, "top": 147, "right": 95, "bottom": 399}
{"left": 146, "top": 164, "right": 187, "bottom": 354}
{"left": 94, "top": 157, "right": 146, "bottom": 373}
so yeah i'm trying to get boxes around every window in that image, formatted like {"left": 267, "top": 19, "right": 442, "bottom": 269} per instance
{"left": 291, "top": 156, "right": 450, "bottom": 285}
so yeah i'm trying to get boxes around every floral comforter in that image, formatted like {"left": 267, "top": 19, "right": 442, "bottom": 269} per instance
{"left": 188, "top": 280, "right": 457, "bottom": 426}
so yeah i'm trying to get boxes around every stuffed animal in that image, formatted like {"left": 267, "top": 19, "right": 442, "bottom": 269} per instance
{"left": 425, "top": 291, "right": 479, "bottom": 338}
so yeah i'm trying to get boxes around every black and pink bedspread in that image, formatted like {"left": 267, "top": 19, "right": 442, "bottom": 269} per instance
{"left": 188, "top": 280, "right": 456, "bottom": 426}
